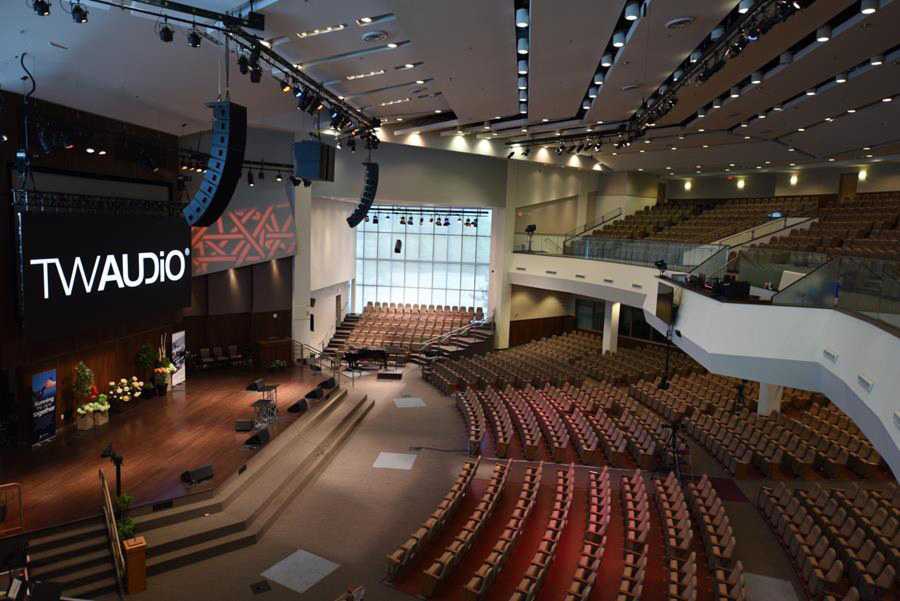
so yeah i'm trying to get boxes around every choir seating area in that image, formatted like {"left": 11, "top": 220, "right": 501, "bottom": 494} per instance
{"left": 336, "top": 303, "right": 483, "bottom": 353}
{"left": 758, "top": 481, "right": 898, "bottom": 600}
{"left": 763, "top": 193, "right": 900, "bottom": 259}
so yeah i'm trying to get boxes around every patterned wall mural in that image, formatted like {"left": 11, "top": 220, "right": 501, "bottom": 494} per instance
{"left": 191, "top": 199, "right": 296, "bottom": 276}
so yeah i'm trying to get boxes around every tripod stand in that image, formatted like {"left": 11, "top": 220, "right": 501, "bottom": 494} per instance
{"left": 662, "top": 418, "right": 687, "bottom": 481}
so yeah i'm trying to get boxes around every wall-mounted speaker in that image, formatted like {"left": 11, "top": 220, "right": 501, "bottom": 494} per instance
{"left": 294, "top": 141, "right": 335, "bottom": 182}
{"left": 346, "top": 162, "right": 379, "bottom": 228}
{"left": 182, "top": 101, "right": 248, "bottom": 227}
{"left": 394, "top": 239, "right": 402, "bottom": 253}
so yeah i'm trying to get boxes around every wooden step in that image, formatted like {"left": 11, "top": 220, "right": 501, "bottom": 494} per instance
{"left": 65, "top": 575, "right": 119, "bottom": 600}
{"left": 27, "top": 519, "right": 106, "bottom": 556}
{"left": 29, "top": 547, "right": 112, "bottom": 580}
{"left": 28, "top": 535, "right": 108, "bottom": 568}
{"left": 49, "top": 560, "right": 116, "bottom": 592}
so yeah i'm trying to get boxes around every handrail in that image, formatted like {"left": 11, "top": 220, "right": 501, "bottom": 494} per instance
{"left": 564, "top": 207, "right": 625, "bottom": 244}
{"left": 293, "top": 340, "right": 344, "bottom": 388}
{"left": 99, "top": 469, "right": 126, "bottom": 597}
{"left": 0, "top": 482, "right": 24, "bottom": 538}
{"left": 728, "top": 215, "right": 818, "bottom": 249}
{"left": 415, "top": 312, "right": 493, "bottom": 353}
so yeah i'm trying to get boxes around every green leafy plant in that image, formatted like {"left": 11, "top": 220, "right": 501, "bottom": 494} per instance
{"left": 115, "top": 492, "right": 134, "bottom": 515}
{"left": 73, "top": 361, "right": 94, "bottom": 399}
{"left": 135, "top": 343, "right": 156, "bottom": 376}
{"left": 117, "top": 517, "right": 136, "bottom": 540}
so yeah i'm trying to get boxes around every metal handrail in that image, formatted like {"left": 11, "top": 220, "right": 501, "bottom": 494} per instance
{"left": 728, "top": 215, "right": 819, "bottom": 249}
{"left": 0, "top": 483, "right": 24, "bottom": 538}
{"left": 99, "top": 470, "right": 126, "bottom": 597}
{"left": 564, "top": 207, "right": 626, "bottom": 244}
{"left": 294, "top": 340, "right": 345, "bottom": 388}
{"left": 415, "top": 313, "right": 493, "bottom": 353}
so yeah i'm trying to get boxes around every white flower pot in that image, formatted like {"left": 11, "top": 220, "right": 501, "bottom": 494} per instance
{"left": 94, "top": 411, "right": 109, "bottom": 427}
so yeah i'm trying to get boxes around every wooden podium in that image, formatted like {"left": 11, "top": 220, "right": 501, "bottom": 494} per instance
{"left": 257, "top": 338, "right": 293, "bottom": 366}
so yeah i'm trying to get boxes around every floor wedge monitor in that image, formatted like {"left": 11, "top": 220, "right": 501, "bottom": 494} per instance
{"left": 183, "top": 101, "right": 248, "bottom": 227}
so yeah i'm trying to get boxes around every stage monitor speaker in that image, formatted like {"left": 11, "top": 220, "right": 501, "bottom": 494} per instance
{"left": 246, "top": 378, "right": 264, "bottom": 392}
{"left": 294, "top": 141, "right": 335, "bottom": 182}
{"left": 287, "top": 399, "right": 309, "bottom": 414}
{"left": 305, "top": 387, "right": 323, "bottom": 400}
{"left": 183, "top": 101, "right": 248, "bottom": 227}
{"left": 346, "top": 162, "right": 379, "bottom": 228}
{"left": 234, "top": 419, "right": 254, "bottom": 432}
{"left": 319, "top": 377, "right": 336, "bottom": 390}
{"left": 244, "top": 427, "right": 271, "bottom": 449}
{"left": 180, "top": 464, "right": 214, "bottom": 485}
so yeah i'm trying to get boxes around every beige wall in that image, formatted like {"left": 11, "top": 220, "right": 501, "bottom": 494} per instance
{"left": 510, "top": 285, "right": 574, "bottom": 321}
{"left": 515, "top": 196, "right": 580, "bottom": 234}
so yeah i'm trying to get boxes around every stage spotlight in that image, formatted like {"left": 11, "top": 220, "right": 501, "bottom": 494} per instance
{"left": 275, "top": 172, "right": 283, "bottom": 182}
{"left": 372, "top": 215, "right": 379, "bottom": 225}
{"left": 654, "top": 259, "right": 668, "bottom": 273}
{"left": 250, "top": 66, "right": 262, "bottom": 83}
{"left": 400, "top": 216, "right": 406, "bottom": 225}
{"left": 71, "top": 2, "right": 88, "bottom": 23}
{"left": 280, "top": 79, "right": 292, "bottom": 94}
{"left": 32, "top": 0, "right": 50, "bottom": 15}
{"left": 238, "top": 55, "right": 250, "bottom": 75}
{"left": 158, "top": 19, "right": 174, "bottom": 43}
{"left": 247, "top": 168, "right": 255, "bottom": 187}
{"left": 443, "top": 217, "right": 450, "bottom": 226}
{"left": 507, "top": 151, "right": 515, "bottom": 159}
{"left": 188, "top": 29, "right": 202, "bottom": 48}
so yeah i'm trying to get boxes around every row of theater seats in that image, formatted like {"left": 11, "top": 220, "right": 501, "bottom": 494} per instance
{"left": 654, "top": 472, "right": 699, "bottom": 601}
{"left": 386, "top": 457, "right": 481, "bottom": 580}
{"left": 593, "top": 200, "right": 707, "bottom": 240}
{"left": 764, "top": 195, "right": 900, "bottom": 258}
{"left": 650, "top": 196, "right": 820, "bottom": 244}
{"left": 687, "top": 475, "right": 748, "bottom": 599}
{"left": 510, "top": 465, "right": 575, "bottom": 601}
{"left": 618, "top": 471, "right": 650, "bottom": 601}
{"left": 564, "top": 468, "right": 611, "bottom": 600}
{"left": 464, "top": 463, "right": 543, "bottom": 600}
{"left": 345, "top": 303, "right": 480, "bottom": 351}
{"left": 427, "top": 332, "right": 600, "bottom": 392}
{"left": 574, "top": 344, "right": 701, "bottom": 386}
{"left": 422, "top": 460, "right": 511, "bottom": 597}
{"left": 758, "top": 482, "right": 897, "bottom": 600}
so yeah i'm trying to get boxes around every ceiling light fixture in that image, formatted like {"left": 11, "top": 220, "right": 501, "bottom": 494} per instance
{"left": 593, "top": 72, "right": 605, "bottom": 86}
{"left": 517, "top": 36, "right": 529, "bottom": 55}
{"left": 296, "top": 23, "right": 346, "bottom": 38}
{"left": 861, "top": 0, "right": 878, "bottom": 13}
{"left": 612, "top": 31, "right": 627, "bottom": 48}
{"left": 738, "top": 0, "right": 754, "bottom": 14}
{"left": 387, "top": 42, "right": 398, "bottom": 49}
{"left": 730, "top": 86, "right": 741, "bottom": 98}
{"left": 751, "top": 71, "right": 762, "bottom": 85}
{"left": 805, "top": 88, "right": 816, "bottom": 96}
{"left": 816, "top": 24, "right": 831, "bottom": 43}
{"left": 70, "top": 2, "right": 88, "bottom": 23}
{"left": 32, "top": 0, "right": 50, "bottom": 15}
{"left": 625, "top": 1, "right": 641, "bottom": 21}
{"left": 518, "top": 60, "right": 528, "bottom": 75}
{"left": 601, "top": 53, "right": 613, "bottom": 68}
{"left": 835, "top": 72, "right": 848, "bottom": 84}
{"left": 518, "top": 76, "right": 527, "bottom": 90}
{"left": 187, "top": 29, "right": 201, "bottom": 48}
{"left": 346, "top": 69, "right": 385, "bottom": 81}
{"left": 516, "top": 8, "right": 529, "bottom": 28}
{"left": 357, "top": 16, "right": 373, "bottom": 24}
{"left": 870, "top": 55, "right": 884, "bottom": 66}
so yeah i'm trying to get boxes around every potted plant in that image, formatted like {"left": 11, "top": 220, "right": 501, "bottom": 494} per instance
{"left": 153, "top": 367, "right": 170, "bottom": 395}
{"left": 73, "top": 361, "right": 94, "bottom": 404}
{"left": 93, "top": 394, "right": 110, "bottom": 426}
{"left": 136, "top": 343, "right": 156, "bottom": 382}
{"left": 268, "top": 359, "right": 288, "bottom": 372}
{"left": 76, "top": 403, "right": 95, "bottom": 430}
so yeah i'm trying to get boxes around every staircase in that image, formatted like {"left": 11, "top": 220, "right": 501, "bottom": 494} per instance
{"left": 324, "top": 313, "right": 361, "bottom": 356}
{"left": 408, "top": 323, "right": 494, "bottom": 366}
{"left": 11, "top": 389, "right": 372, "bottom": 597}
{"left": 25, "top": 517, "right": 118, "bottom": 599}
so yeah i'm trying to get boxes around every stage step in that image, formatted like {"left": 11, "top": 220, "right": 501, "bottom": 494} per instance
{"left": 64, "top": 574, "right": 119, "bottom": 601}
{"left": 26, "top": 517, "right": 107, "bottom": 556}
{"left": 29, "top": 547, "right": 112, "bottom": 580}
{"left": 28, "top": 533, "right": 108, "bottom": 568}
{"left": 138, "top": 390, "right": 373, "bottom": 577}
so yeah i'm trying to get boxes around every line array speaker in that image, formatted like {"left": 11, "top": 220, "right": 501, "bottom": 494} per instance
{"left": 346, "top": 161, "right": 379, "bottom": 228}
{"left": 182, "top": 101, "right": 248, "bottom": 227}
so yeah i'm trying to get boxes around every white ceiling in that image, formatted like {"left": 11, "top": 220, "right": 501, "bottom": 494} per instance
{"left": 0, "top": 0, "right": 897, "bottom": 176}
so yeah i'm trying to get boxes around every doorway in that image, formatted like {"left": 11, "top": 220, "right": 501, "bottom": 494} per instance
{"left": 335, "top": 294, "right": 342, "bottom": 329}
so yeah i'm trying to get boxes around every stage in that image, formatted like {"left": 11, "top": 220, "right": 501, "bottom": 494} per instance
{"left": 0, "top": 366, "right": 325, "bottom": 534}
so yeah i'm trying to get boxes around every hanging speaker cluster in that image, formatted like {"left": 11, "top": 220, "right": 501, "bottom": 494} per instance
{"left": 182, "top": 101, "right": 248, "bottom": 227}
{"left": 346, "top": 161, "right": 379, "bottom": 228}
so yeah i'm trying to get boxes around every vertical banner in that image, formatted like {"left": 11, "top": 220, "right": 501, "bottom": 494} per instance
{"left": 31, "top": 369, "right": 57, "bottom": 445}
{"left": 171, "top": 331, "right": 186, "bottom": 387}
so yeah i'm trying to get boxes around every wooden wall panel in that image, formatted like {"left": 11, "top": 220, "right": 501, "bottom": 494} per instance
{"left": 509, "top": 316, "right": 576, "bottom": 347}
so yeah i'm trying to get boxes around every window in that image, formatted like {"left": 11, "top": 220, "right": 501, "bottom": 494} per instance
{"left": 354, "top": 208, "right": 492, "bottom": 313}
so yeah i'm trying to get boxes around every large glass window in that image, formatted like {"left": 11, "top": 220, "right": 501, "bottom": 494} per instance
{"left": 354, "top": 207, "right": 492, "bottom": 313}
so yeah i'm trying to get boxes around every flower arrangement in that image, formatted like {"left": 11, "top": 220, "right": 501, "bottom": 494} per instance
{"left": 73, "top": 361, "right": 94, "bottom": 401}
{"left": 107, "top": 377, "right": 143, "bottom": 407}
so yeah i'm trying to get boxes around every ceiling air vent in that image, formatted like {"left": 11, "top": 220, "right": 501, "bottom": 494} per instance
{"left": 362, "top": 30, "right": 389, "bottom": 43}
{"left": 621, "top": 84, "right": 640, "bottom": 92}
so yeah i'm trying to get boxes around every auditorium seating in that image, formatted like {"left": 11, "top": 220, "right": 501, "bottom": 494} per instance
{"left": 650, "top": 195, "right": 820, "bottom": 243}
{"left": 758, "top": 481, "right": 897, "bottom": 600}
{"left": 339, "top": 303, "right": 482, "bottom": 353}
{"left": 764, "top": 193, "right": 900, "bottom": 258}
{"left": 386, "top": 457, "right": 481, "bottom": 581}
{"left": 510, "top": 464, "right": 575, "bottom": 601}
{"left": 654, "top": 472, "right": 697, "bottom": 600}
{"left": 591, "top": 200, "right": 709, "bottom": 240}
{"left": 422, "top": 459, "right": 511, "bottom": 597}
{"left": 464, "top": 462, "right": 542, "bottom": 600}
{"left": 618, "top": 470, "right": 650, "bottom": 600}
{"left": 562, "top": 470, "right": 610, "bottom": 600}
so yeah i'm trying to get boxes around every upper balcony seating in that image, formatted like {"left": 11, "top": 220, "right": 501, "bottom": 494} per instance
{"left": 764, "top": 193, "right": 900, "bottom": 259}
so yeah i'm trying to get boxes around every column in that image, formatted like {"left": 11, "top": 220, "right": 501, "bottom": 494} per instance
{"left": 292, "top": 184, "right": 313, "bottom": 348}
{"left": 757, "top": 383, "right": 784, "bottom": 416}
{"left": 602, "top": 301, "right": 620, "bottom": 354}
{"left": 490, "top": 207, "right": 513, "bottom": 349}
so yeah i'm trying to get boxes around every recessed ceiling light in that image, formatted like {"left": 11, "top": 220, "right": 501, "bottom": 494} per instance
{"left": 521, "top": 128, "right": 528, "bottom": 133}
{"left": 863, "top": 146, "right": 871, "bottom": 151}
{"left": 828, "top": 157, "right": 835, "bottom": 162}
{"left": 357, "top": 16, "right": 373, "bottom": 24}
{"left": 797, "top": 127, "right": 805, "bottom": 132}
{"left": 702, "top": 144, "right": 709, "bottom": 148}
{"left": 297, "top": 23, "right": 346, "bottom": 38}
{"left": 744, "top": 136, "right": 751, "bottom": 140}
{"left": 85, "top": 147, "right": 95, "bottom": 154}
{"left": 816, "top": 25, "right": 831, "bottom": 43}
{"left": 765, "top": 160, "right": 771, "bottom": 165}
{"left": 670, "top": 146, "right": 678, "bottom": 151}
{"left": 346, "top": 69, "right": 385, "bottom": 80}
{"left": 847, "top": 108, "right": 856, "bottom": 113}
{"left": 870, "top": 55, "right": 884, "bottom": 66}
{"left": 640, "top": 149, "right": 645, "bottom": 153}
{"left": 387, "top": 42, "right": 398, "bottom": 49}
{"left": 805, "top": 88, "right": 816, "bottom": 96}
{"left": 516, "top": 8, "right": 529, "bottom": 28}
{"left": 825, "top": 116, "right": 834, "bottom": 122}
{"left": 882, "top": 97, "right": 893, "bottom": 103}
{"left": 772, "top": 104, "right": 783, "bottom": 112}
{"left": 835, "top": 73, "right": 848, "bottom": 84}
{"left": 866, "top": 154, "right": 873, "bottom": 158}
{"left": 625, "top": 1, "right": 641, "bottom": 21}
{"left": 788, "top": 147, "right": 795, "bottom": 152}
{"left": 698, "top": 128, "right": 705, "bottom": 133}
{"left": 542, "top": 118, "right": 549, "bottom": 122}
{"left": 612, "top": 30, "right": 627, "bottom": 48}
{"left": 434, "top": 109, "right": 442, "bottom": 114}
{"left": 415, "top": 79, "right": 425, "bottom": 85}
{"left": 861, "top": 0, "right": 878, "bottom": 14}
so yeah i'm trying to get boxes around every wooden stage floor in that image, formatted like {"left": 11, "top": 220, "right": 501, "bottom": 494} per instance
{"left": 0, "top": 366, "right": 324, "bottom": 533}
